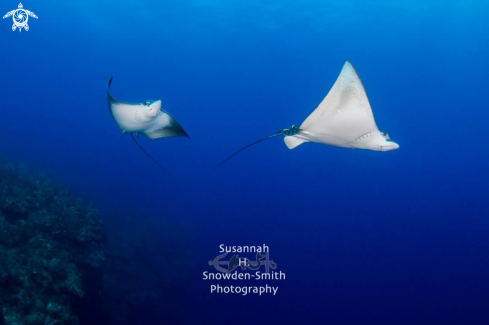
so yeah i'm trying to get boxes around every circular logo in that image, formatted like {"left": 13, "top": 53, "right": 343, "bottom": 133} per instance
{"left": 13, "top": 9, "right": 28, "bottom": 27}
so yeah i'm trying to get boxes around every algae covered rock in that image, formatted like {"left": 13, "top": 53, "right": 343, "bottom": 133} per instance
{"left": 0, "top": 159, "right": 106, "bottom": 325}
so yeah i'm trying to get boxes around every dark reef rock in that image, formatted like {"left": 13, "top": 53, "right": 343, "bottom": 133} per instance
{"left": 0, "top": 158, "right": 194, "bottom": 324}
{"left": 0, "top": 159, "right": 106, "bottom": 325}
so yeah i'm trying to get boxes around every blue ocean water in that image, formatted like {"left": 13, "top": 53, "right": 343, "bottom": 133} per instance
{"left": 1, "top": 0, "right": 488, "bottom": 324}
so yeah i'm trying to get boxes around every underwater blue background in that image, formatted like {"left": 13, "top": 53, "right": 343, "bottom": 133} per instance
{"left": 1, "top": 0, "right": 489, "bottom": 324}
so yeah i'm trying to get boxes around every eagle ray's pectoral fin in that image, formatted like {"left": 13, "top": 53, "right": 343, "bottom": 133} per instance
{"left": 284, "top": 136, "right": 308, "bottom": 149}
{"left": 143, "top": 127, "right": 186, "bottom": 139}
{"left": 142, "top": 112, "right": 189, "bottom": 139}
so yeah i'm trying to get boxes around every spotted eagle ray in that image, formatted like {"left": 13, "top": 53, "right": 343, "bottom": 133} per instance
{"left": 219, "top": 61, "right": 399, "bottom": 165}
{"left": 107, "top": 77, "right": 189, "bottom": 176}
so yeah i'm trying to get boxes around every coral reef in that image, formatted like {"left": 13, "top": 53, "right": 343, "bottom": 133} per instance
{"left": 0, "top": 158, "right": 194, "bottom": 324}
{"left": 0, "top": 159, "right": 105, "bottom": 325}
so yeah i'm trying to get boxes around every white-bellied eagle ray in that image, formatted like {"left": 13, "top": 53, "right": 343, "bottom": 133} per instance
{"left": 219, "top": 61, "right": 399, "bottom": 166}
{"left": 107, "top": 77, "right": 189, "bottom": 176}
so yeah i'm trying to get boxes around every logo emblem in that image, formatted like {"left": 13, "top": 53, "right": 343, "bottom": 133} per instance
{"left": 3, "top": 3, "right": 37, "bottom": 32}
{"left": 208, "top": 252, "right": 278, "bottom": 274}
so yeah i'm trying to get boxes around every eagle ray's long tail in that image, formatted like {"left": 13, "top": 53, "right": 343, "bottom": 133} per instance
{"left": 218, "top": 131, "right": 283, "bottom": 166}
{"left": 130, "top": 133, "right": 174, "bottom": 178}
